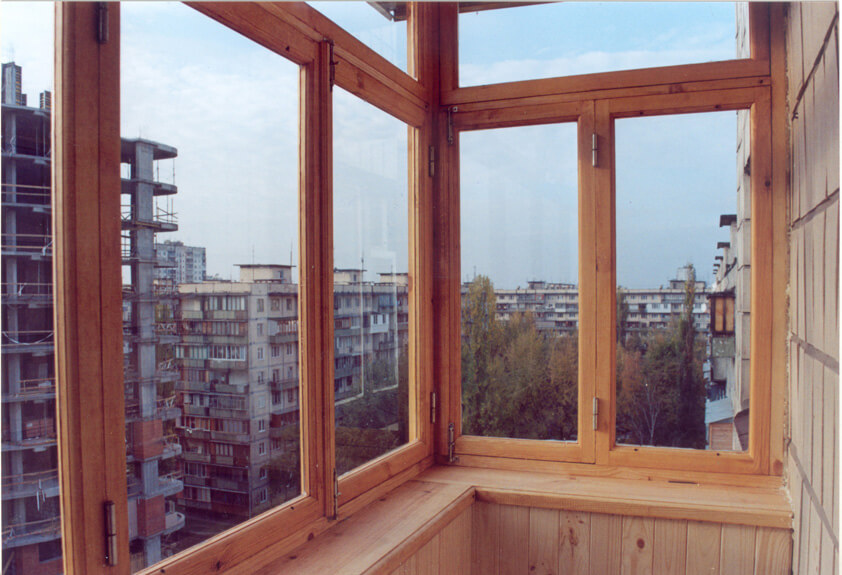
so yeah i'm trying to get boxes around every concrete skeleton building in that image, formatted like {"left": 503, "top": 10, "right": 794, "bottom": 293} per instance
{"left": 1, "top": 62, "right": 62, "bottom": 575}
{"left": 174, "top": 266, "right": 409, "bottom": 519}
{"left": 120, "top": 138, "right": 185, "bottom": 569}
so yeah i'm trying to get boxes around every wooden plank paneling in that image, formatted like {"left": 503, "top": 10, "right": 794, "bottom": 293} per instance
{"left": 498, "top": 505, "right": 529, "bottom": 575}
{"left": 620, "top": 516, "right": 654, "bottom": 575}
{"left": 558, "top": 511, "right": 590, "bottom": 575}
{"left": 416, "top": 533, "right": 440, "bottom": 575}
{"left": 471, "top": 501, "right": 500, "bottom": 575}
{"left": 720, "top": 524, "right": 756, "bottom": 575}
{"left": 529, "top": 507, "right": 560, "bottom": 575}
{"left": 589, "top": 514, "right": 622, "bottom": 574}
{"left": 753, "top": 526, "right": 792, "bottom": 575}
{"left": 439, "top": 508, "right": 471, "bottom": 575}
{"left": 685, "top": 521, "right": 721, "bottom": 575}
{"left": 652, "top": 518, "right": 687, "bottom": 575}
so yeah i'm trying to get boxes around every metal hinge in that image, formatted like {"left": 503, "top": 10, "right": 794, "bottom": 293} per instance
{"left": 592, "top": 397, "right": 599, "bottom": 431}
{"left": 96, "top": 2, "right": 109, "bottom": 44}
{"left": 447, "top": 422, "right": 458, "bottom": 463}
{"left": 430, "top": 391, "right": 437, "bottom": 423}
{"left": 104, "top": 500, "right": 117, "bottom": 566}
{"left": 428, "top": 146, "right": 436, "bottom": 177}
{"left": 332, "top": 469, "right": 340, "bottom": 519}
{"left": 591, "top": 133, "right": 598, "bottom": 168}
{"left": 447, "top": 106, "right": 458, "bottom": 145}
{"left": 326, "top": 39, "right": 336, "bottom": 90}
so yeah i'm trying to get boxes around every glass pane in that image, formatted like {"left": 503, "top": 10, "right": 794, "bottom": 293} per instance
{"left": 460, "top": 124, "right": 579, "bottom": 441}
{"left": 333, "top": 87, "right": 410, "bottom": 476}
{"left": 1, "top": 4, "right": 62, "bottom": 573}
{"left": 615, "top": 110, "right": 748, "bottom": 452}
{"left": 121, "top": 4, "right": 301, "bottom": 570}
{"left": 459, "top": 2, "right": 738, "bottom": 87}
{"left": 309, "top": 2, "right": 409, "bottom": 74}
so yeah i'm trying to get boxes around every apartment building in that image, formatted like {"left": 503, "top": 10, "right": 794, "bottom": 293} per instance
{"left": 1, "top": 62, "right": 62, "bottom": 575}
{"left": 121, "top": 138, "right": 185, "bottom": 569}
{"left": 155, "top": 240, "right": 207, "bottom": 285}
{"left": 483, "top": 266, "right": 710, "bottom": 337}
{"left": 174, "top": 265, "right": 409, "bottom": 518}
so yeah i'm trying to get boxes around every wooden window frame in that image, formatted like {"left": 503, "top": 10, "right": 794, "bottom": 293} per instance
{"left": 54, "top": 3, "right": 437, "bottom": 574}
{"left": 435, "top": 2, "right": 788, "bottom": 480}
{"left": 52, "top": 3, "right": 788, "bottom": 574}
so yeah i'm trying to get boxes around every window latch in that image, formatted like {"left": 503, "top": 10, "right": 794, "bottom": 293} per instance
{"left": 332, "top": 469, "right": 340, "bottom": 520}
{"left": 447, "top": 106, "right": 458, "bottom": 146}
{"left": 448, "top": 422, "right": 458, "bottom": 463}
{"left": 429, "top": 146, "right": 436, "bottom": 178}
{"left": 592, "top": 397, "right": 599, "bottom": 431}
{"left": 592, "top": 133, "right": 598, "bottom": 168}
{"left": 96, "top": 2, "right": 109, "bottom": 44}
{"left": 430, "top": 391, "right": 437, "bottom": 424}
{"left": 104, "top": 500, "right": 118, "bottom": 566}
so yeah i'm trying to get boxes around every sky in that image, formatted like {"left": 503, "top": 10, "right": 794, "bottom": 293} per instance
{"left": 2, "top": 1, "right": 739, "bottom": 288}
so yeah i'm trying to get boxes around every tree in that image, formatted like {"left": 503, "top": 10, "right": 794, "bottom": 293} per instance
{"left": 615, "top": 264, "right": 708, "bottom": 448}
{"left": 460, "top": 275, "right": 502, "bottom": 436}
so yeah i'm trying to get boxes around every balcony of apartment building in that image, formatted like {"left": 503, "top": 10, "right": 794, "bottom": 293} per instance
{"left": 127, "top": 471, "right": 183, "bottom": 501}
{"left": 1, "top": 417, "right": 56, "bottom": 452}
{"left": 1, "top": 516, "right": 61, "bottom": 550}
{"left": 1, "top": 377, "right": 56, "bottom": 404}
{"left": 1, "top": 468, "right": 60, "bottom": 502}
{"left": 0, "top": 230, "right": 52, "bottom": 262}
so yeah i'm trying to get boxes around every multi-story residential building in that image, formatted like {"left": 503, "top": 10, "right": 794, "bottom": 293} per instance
{"left": 1, "top": 62, "right": 62, "bottom": 575}
{"left": 121, "top": 138, "right": 185, "bottom": 569}
{"left": 155, "top": 240, "right": 207, "bottom": 285}
{"left": 477, "top": 266, "right": 710, "bottom": 338}
{"left": 174, "top": 265, "right": 409, "bottom": 519}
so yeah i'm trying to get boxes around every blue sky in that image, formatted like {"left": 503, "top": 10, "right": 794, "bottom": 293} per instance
{"left": 2, "top": 1, "right": 739, "bottom": 288}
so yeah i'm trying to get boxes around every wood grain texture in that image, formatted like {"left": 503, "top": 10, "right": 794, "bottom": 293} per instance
{"left": 620, "top": 516, "right": 654, "bottom": 575}
{"left": 685, "top": 521, "right": 721, "bottom": 575}
{"left": 498, "top": 505, "right": 530, "bottom": 575}
{"left": 54, "top": 4, "right": 127, "bottom": 574}
{"left": 471, "top": 501, "right": 500, "bottom": 575}
{"left": 439, "top": 508, "right": 471, "bottom": 575}
{"left": 753, "top": 526, "right": 793, "bottom": 575}
{"left": 529, "top": 507, "right": 560, "bottom": 575}
{"left": 719, "top": 524, "right": 756, "bottom": 575}
{"left": 558, "top": 511, "right": 589, "bottom": 575}
{"left": 590, "top": 513, "right": 623, "bottom": 575}
{"left": 652, "top": 518, "right": 687, "bottom": 575}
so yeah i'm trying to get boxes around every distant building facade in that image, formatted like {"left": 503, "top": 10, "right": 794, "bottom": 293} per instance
{"left": 1, "top": 61, "right": 61, "bottom": 575}
{"left": 475, "top": 267, "right": 710, "bottom": 338}
{"left": 174, "top": 266, "right": 409, "bottom": 518}
{"left": 155, "top": 240, "right": 206, "bottom": 285}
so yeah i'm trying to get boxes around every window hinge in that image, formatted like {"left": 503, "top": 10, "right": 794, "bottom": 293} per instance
{"left": 326, "top": 39, "right": 336, "bottom": 91}
{"left": 447, "top": 422, "right": 458, "bottom": 463}
{"left": 447, "top": 106, "right": 458, "bottom": 145}
{"left": 592, "top": 397, "right": 599, "bottom": 431}
{"left": 428, "top": 146, "right": 436, "bottom": 178}
{"left": 591, "top": 133, "right": 598, "bottom": 168}
{"left": 430, "top": 391, "right": 437, "bottom": 423}
{"left": 104, "top": 500, "right": 118, "bottom": 566}
{"left": 332, "top": 469, "right": 340, "bottom": 520}
{"left": 96, "top": 2, "right": 109, "bottom": 44}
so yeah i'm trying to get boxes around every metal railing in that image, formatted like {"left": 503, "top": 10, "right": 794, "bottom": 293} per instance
{"left": 1, "top": 469, "right": 58, "bottom": 491}
{"left": 6, "top": 378, "right": 56, "bottom": 398}
{"left": 2, "top": 282, "right": 53, "bottom": 298}
{"left": 1, "top": 232, "right": 53, "bottom": 255}
{"left": 2, "top": 517, "right": 61, "bottom": 543}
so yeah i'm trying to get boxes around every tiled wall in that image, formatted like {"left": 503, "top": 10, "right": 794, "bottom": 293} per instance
{"left": 786, "top": 3, "right": 839, "bottom": 574}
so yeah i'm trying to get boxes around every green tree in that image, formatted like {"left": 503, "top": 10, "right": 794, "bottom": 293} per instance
{"left": 616, "top": 265, "right": 707, "bottom": 448}
{"left": 460, "top": 275, "right": 502, "bottom": 436}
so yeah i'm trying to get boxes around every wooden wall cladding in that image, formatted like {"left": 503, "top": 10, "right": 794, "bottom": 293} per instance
{"left": 785, "top": 3, "right": 839, "bottom": 575}
{"left": 468, "top": 502, "right": 791, "bottom": 575}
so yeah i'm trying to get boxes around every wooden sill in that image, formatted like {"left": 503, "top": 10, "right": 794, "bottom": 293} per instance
{"left": 251, "top": 465, "right": 791, "bottom": 574}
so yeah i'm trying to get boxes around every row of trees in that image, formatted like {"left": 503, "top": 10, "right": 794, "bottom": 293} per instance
{"left": 462, "top": 271, "right": 708, "bottom": 448}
